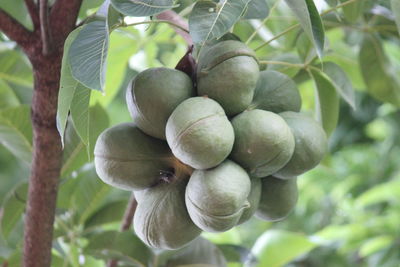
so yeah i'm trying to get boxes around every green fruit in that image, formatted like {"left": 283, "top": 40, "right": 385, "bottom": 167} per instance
{"left": 134, "top": 178, "right": 201, "bottom": 250}
{"left": 230, "top": 109, "right": 295, "bottom": 177}
{"left": 94, "top": 123, "right": 175, "bottom": 191}
{"left": 249, "top": 70, "right": 302, "bottom": 113}
{"left": 166, "top": 97, "right": 234, "bottom": 169}
{"left": 126, "top": 67, "right": 195, "bottom": 140}
{"left": 197, "top": 40, "right": 260, "bottom": 115}
{"left": 237, "top": 177, "right": 262, "bottom": 225}
{"left": 185, "top": 160, "right": 251, "bottom": 232}
{"left": 274, "top": 112, "right": 328, "bottom": 179}
{"left": 255, "top": 176, "right": 298, "bottom": 221}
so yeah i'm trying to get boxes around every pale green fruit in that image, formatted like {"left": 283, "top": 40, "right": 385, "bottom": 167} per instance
{"left": 256, "top": 176, "right": 298, "bottom": 221}
{"left": 94, "top": 123, "right": 173, "bottom": 191}
{"left": 185, "top": 160, "right": 251, "bottom": 232}
{"left": 274, "top": 112, "right": 328, "bottom": 179}
{"left": 126, "top": 67, "right": 195, "bottom": 140}
{"left": 230, "top": 109, "right": 295, "bottom": 177}
{"left": 197, "top": 40, "right": 260, "bottom": 115}
{"left": 250, "top": 70, "right": 302, "bottom": 113}
{"left": 237, "top": 177, "right": 262, "bottom": 225}
{"left": 166, "top": 97, "right": 234, "bottom": 169}
{"left": 134, "top": 178, "right": 201, "bottom": 250}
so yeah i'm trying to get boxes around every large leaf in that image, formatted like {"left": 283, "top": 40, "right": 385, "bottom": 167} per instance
{"left": 284, "top": 0, "right": 325, "bottom": 57}
{"left": 111, "top": 0, "right": 174, "bottom": 16}
{"left": 0, "top": 80, "right": 19, "bottom": 109}
{"left": 57, "top": 27, "right": 85, "bottom": 146}
{"left": 0, "top": 51, "right": 33, "bottom": 88}
{"left": 0, "top": 105, "right": 32, "bottom": 163}
{"left": 391, "top": 0, "right": 400, "bottom": 36}
{"left": 70, "top": 86, "right": 91, "bottom": 148}
{"left": 189, "top": 0, "right": 252, "bottom": 44}
{"left": 359, "top": 35, "right": 400, "bottom": 106}
{"left": 250, "top": 230, "right": 318, "bottom": 267}
{"left": 243, "top": 0, "right": 269, "bottom": 19}
{"left": 84, "top": 230, "right": 152, "bottom": 266}
{"left": 1, "top": 183, "right": 28, "bottom": 239}
{"left": 311, "top": 69, "right": 340, "bottom": 136}
{"left": 340, "top": 0, "right": 365, "bottom": 23}
{"left": 323, "top": 62, "right": 355, "bottom": 109}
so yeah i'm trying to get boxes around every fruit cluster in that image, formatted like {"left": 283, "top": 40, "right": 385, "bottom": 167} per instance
{"left": 94, "top": 40, "right": 328, "bottom": 250}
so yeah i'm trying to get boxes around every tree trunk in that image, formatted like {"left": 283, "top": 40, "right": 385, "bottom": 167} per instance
{"left": 23, "top": 53, "right": 63, "bottom": 267}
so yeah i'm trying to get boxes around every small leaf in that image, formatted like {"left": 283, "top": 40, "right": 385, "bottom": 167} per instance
{"left": 284, "top": 0, "right": 325, "bottom": 57}
{"left": 251, "top": 230, "right": 317, "bottom": 267}
{"left": 323, "top": 62, "right": 355, "bottom": 109}
{"left": 217, "top": 244, "right": 257, "bottom": 266}
{"left": 355, "top": 180, "right": 400, "bottom": 208}
{"left": 84, "top": 230, "right": 152, "bottom": 266}
{"left": 69, "top": 20, "right": 109, "bottom": 91}
{"left": 0, "top": 105, "right": 32, "bottom": 163}
{"left": 0, "top": 51, "right": 33, "bottom": 88}
{"left": 310, "top": 69, "right": 340, "bottom": 136}
{"left": 84, "top": 200, "right": 129, "bottom": 229}
{"left": 339, "top": 0, "right": 365, "bottom": 23}
{"left": 0, "top": 0, "right": 32, "bottom": 30}
{"left": 243, "top": 0, "right": 269, "bottom": 19}
{"left": 189, "top": 0, "right": 252, "bottom": 44}
{"left": 391, "top": 0, "right": 400, "bottom": 36}
{"left": 70, "top": 86, "right": 91, "bottom": 147}
{"left": 1, "top": 183, "right": 28, "bottom": 239}
{"left": 359, "top": 35, "right": 400, "bottom": 106}
{"left": 111, "top": 0, "right": 174, "bottom": 17}
{"left": 267, "top": 53, "right": 302, "bottom": 78}
{"left": 359, "top": 236, "right": 394, "bottom": 257}
{"left": 0, "top": 80, "right": 20, "bottom": 109}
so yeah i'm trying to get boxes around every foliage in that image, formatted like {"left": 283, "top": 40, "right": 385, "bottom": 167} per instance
{"left": 1, "top": 0, "right": 400, "bottom": 266}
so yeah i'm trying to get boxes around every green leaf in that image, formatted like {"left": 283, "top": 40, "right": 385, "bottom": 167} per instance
{"left": 355, "top": 179, "right": 400, "bottom": 208}
{"left": 359, "top": 236, "right": 394, "bottom": 257}
{"left": 84, "top": 200, "right": 128, "bottom": 229}
{"left": 251, "top": 230, "right": 317, "bottom": 267}
{"left": 339, "top": 0, "right": 365, "bottom": 23}
{"left": 243, "top": 0, "right": 269, "bottom": 19}
{"left": 0, "top": 80, "right": 19, "bottom": 109}
{"left": 111, "top": 0, "right": 174, "bottom": 16}
{"left": 84, "top": 230, "right": 152, "bottom": 266}
{"left": 323, "top": 62, "right": 355, "bottom": 109}
{"left": 284, "top": 0, "right": 325, "bottom": 57}
{"left": 359, "top": 35, "right": 400, "bottom": 106}
{"left": 1, "top": 183, "right": 28, "bottom": 239}
{"left": 267, "top": 54, "right": 302, "bottom": 78}
{"left": 0, "top": 105, "right": 32, "bottom": 163}
{"left": 70, "top": 86, "right": 91, "bottom": 148}
{"left": 0, "top": 0, "right": 33, "bottom": 30}
{"left": 217, "top": 244, "right": 257, "bottom": 266}
{"left": 310, "top": 69, "right": 340, "bottom": 136}
{"left": 69, "top": 20, "right": 109, "bottom": 91}
{"left": 189, "top": 0, "right": 252, "bottom": 44}
{"left": 391, "top": 0, "right": 400, "bottom": 35}
{"left": 0, "top": 51, "right": 33, "bottom": 88}
{"left": 57, "top": 27, "right": 85, "bottom": 146}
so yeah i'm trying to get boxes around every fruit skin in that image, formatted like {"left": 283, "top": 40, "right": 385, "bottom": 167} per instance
{"left": 185, "top": 160, "right": 251, "bottom": 232}
{"left": 197, "top": 40, "right": 260, "bottom": 115}
{"left": 230, "top": 109, "right": 295, "bottom": 178}
{"left": 134, "top": 177, "right": 202, "bottom": 250}
{"left": 94, "top": 123, "right": 173, "bottom": 191}
{"left": 166, "top": 97, "right": 234, "bottom": 169}
{"left": 126, "top": 67, "right": 195, "bottom": 140}
{"left": 255, "top": 176, "right": 298, "bottom": 221}
{"left": 249, "top": 70, "right": 302, "bottom": 113}
{"left": 237, "top": 177, "right": 262, "bottom": 225}
{"left": 274, "top": 112, "right": 328, "bottom": 179}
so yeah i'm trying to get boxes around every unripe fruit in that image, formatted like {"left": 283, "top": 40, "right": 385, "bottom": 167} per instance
{"left": 134, "top": 178, "right": 201, "bottom": 250}
{"left": 230, "top": 109, "right": 295, "bottom": 177}
{"left": 94, "top": 123, "right": 173, "bottom": 190}
{"left": 250, "top": 70, "right": 302, "bottom": 113}
{"left": 237, "top": 177, "right": 262, "bottom": 225}
{"left": 197, "top": 40, "right": 260, "bottom": 115}
{"left": 126, "top": 67, "right": 195, "bottom": 140}
{"left": 166, "top": 97, "right": 234, "bottom": 169}
{"left": 256, "top": 176, "right": 298, "bottom": 221}
{"left": 274, "top": 112, "right": 328, "bottom": 179}
{"left": 185, "top": 160, "right": 251, "bottom": 232}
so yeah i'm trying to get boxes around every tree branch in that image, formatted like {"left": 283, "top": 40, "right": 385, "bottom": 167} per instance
{"left": 25, "top": 0, "right": 40, "bottom": 29}
{"left": 49, "top": 0, "right": 83, "bottom": 47}
{"left": 39, "top": 0, "right": 51, "bottom": 54}
{"left": 0, "top": 8, "right": 35, "bottom": 49}
{"left": 107, "top": 194, "right": 138, "bottom": 267}
{"left": 156, "top": 10, "right": 192, "bottom": 45}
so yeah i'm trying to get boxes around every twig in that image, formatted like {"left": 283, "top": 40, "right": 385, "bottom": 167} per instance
{"left": 254, "top": 0, "right": 362, "bottom": 51}
{"left": 107, "top": 194, "right": 138, "bottom": 267}
{"left": 156, "top": 10, "right": 192, "bottom": 45}
{"left": 0, "top": 8, "right": 35, "bottom": 49}
{"left": 39, "top": 0, "right": 51, "bottom": 54}
{"left": 24, "top": 0, "right": 40, "bottom": 29}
